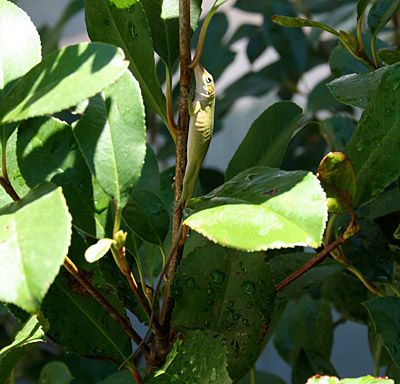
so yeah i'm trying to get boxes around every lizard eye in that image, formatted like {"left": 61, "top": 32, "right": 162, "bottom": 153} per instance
{"left": 206, "top": 77, "right": 212, "bottom": 84}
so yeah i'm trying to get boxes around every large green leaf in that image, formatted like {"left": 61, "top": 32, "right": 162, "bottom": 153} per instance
{"left": 327, "top": 67, "right": 387, "bottom": 109}
{"left": 42, "top": 266, "right": 132, "bottom": 363}
{"left": 85, "top": 0, "right": 167, "bottom": 124}
{"left": 38, "top": 362, "right": 74, "bottom": 384}
{"left": 225, "top": 101, "right": 303, "bottom": 181}
{"left": 17, "top": 117, "right": 106, "bottom": 238}
{"left": 0, "top": 43, "right": 128, "bottom": 125}
{"left": 0, "top": 0, "right": 41, "bottom": 103}
{"left": 0, "top": 183, "right": 71, "bottom": 312}
{"left": 344, "top": 63, "right": 400, "bottom": 207}
{"left": 364, "top": 297, "right": 400, "bottom": 367}
{"left": 239, "top": 371, "right": 285, "bottom": 384}
{"left": 122, "top": 189, "right": 169, "bottom": 246}
{"left": 171, "top": 242, "right": 275, "bottom": 381}
{"left": 135, "top": 143, "right": 159, "bottom": 193}
{"left": 0, "top": 315, "right": 46, "bottom": 384}
{"left": 144, "top": 330, "right": 231, "bottom": 384}
{"left": 73, "top": 70, "right": 146, "bottom": 209}
{"left": 140, "top": 0, "right": 201, "bottom": 68}
{"left": 184, "top": 167, "right": 327, "bottom": 251}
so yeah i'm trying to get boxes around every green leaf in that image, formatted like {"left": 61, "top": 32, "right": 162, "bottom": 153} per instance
{"left": 17, "top": 117, "right": 106, "bottom": 238}
{"left": 317, "top": 152, "right": 356, "bottom": 213}
{"left": 0, "top": 315, "right": 46, "bottom": 384}
{"left": 378, "top": 47, "right": 400, "bottom": 65}
{"left": 394, "top": 224, "right": 400, "bottom": 239}
{"left": 140, "top": 0, "right": 202, "bottom": 68}
{"left": 184, "top": 167, "right": 327, "bottom": 251}
{"left": 307, "top": 76, "right": 350, "bottom": 113}
{"left": 327, "top": 67, "right": 387, "bottom": 109}
{"left": 320, "top": 116, "right": 356, "bottom": 152}
{"left": 0, "top": 43, "right": 128, "bottom": 125}
{"left": 225, "top": 101, "right": 303, "bottom": 181}
{"left": 0, "top": 183, "right": 71, "bottom": 312}
{"left": 73, "top": 70, "right": 146, "bottom": 209}
{"left": 85, "top": 0, "right": 167, "bottom": 125}
{"left": 123, "top": 189, "right": 169, "bottom": 246}
{"left": 363, "top": 188, "right": 400, "bottom": 220}
{"left": 42, "top": 269, "right": 132, "bottom": 363}
{"left": 143, "top": 330, "right": 231, "bottom": 384}
{"left": 368, "top": 0, "right": 400, "bottom": 42}
{"left": 85, "top": 238, "right": 115, "bottom": 263}
{"left": 97, "top": 371, "right": 134, "bottom": 384}
{"left": 357, "top": 0, "right": 371, "bottom": 18}
{"left": 271, "top": 15, "right": 339, "bottom": 37}
{"left": 38, "top": 362, "right": 74, "bottom": 384}
{"left": 364, "top": 297, "right": 400, "bottom": 367}
{"left": 305, "top": 376, "right": 340, "bottom": 384}
{"left": 135, "top": 143, "right": 159, "bottom": 193}
{"left": 171, "top": 242, "right": 275, "bottom": 381}
{"left": 344, "top": 63, "right": 400, "bottom": 207}
{"left": 0, "top": 0, "right": 41, "bottom": 103}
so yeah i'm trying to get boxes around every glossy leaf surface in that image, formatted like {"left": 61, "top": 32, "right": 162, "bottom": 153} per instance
{"left": 73, "top": 70, "right": 146, "bottom": 209}
{"left": 345, "top": 63, "right": 400, "bottom": 206}
{"left": 0, "top": 0, "right": 41, "bottom": 103}
{"left": 171, "top": 241, "right": 275, "bottom": 380}
{"left": 364, "top": 297, "right": 400, "bottom": 367}
{"left": 143, "top": 331, "right": 231, "bottom": 383}
{"left": 17, "top": 117, "right": 105, "bottom": 238}
{"left": 0, "top": 183, "right": 71, "bottom": 312}
{"left": 0, "top": 43, "right": 127, "bottom": 124}
{"left": 327, "top": 67, "right": 387, "bottom": 109}
{"left": 85, "top": 0, "right": 167, "bottom": 124}
{"left": 185, "top": 167, "right": 327, "bottom": 251}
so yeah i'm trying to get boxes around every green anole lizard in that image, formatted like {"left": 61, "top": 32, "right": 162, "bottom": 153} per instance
{"left": 174, "top": 62, "right": 215, "bottom": 211}
{"left": 121, "top": 64, "right": 215, "bottom": 366}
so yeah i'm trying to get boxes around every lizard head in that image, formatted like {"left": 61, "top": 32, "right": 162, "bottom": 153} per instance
{"left": 194, "top": 63, "right": 215, "bottom": 99}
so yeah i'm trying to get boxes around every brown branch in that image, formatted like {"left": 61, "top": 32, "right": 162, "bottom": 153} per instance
{"left": 114, "top": 247, "right": 162, "bottom": 333}
{"left": 275, "top": 236, "right": 346, "bottom": 293}
{"left": 159, "top": 0, "right": 193, "bottom": 331}
{"left": 0, "top": 176, "right": 20, "bottom": 201}
{"left": 63, "top": 256, "right": 150, "bottom": 357}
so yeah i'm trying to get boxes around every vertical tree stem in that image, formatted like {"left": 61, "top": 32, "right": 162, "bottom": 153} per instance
{"left": 159, "top": 0, "right": 193, "bottom": 331}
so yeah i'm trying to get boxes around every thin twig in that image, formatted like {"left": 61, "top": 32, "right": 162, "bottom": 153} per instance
{"left": 275, "top": 237, "right": 345, "bottom": 292}
{"left": 0, "top": 176, "right": 20, "bottom": 201}
{"left": 112, "top": 247, "right": 162, "bottom": 333}
{"left": 63, "top": 256, "right": 150, "bottom": 357}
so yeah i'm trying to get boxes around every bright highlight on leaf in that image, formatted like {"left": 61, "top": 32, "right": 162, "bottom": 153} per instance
{"left": 85, "top": 238, "right": 115, "bottom": 263}
{"left": 184, "top": 167, "right": 328, "bottom": 252}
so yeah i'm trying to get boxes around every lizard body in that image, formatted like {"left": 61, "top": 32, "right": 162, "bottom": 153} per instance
{"left": 174, "top": 63, "right": 215, "bottom": 211}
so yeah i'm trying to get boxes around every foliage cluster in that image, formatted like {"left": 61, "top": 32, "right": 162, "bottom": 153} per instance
{"left": 1, "top": 0, "right": 400, "bottom": 383}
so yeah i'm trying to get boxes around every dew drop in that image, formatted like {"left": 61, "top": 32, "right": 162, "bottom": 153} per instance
{"left": 186, "top": 277, "right": 196, "bottom": 289}
{"left": 210, "top": 269, "right": 225, "bottom": 284}
{"left": 128, "top": 22, "right": 138, "bottom": 39}
{"left": 241, "top": 280, "right": 256, "bottom": 295}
